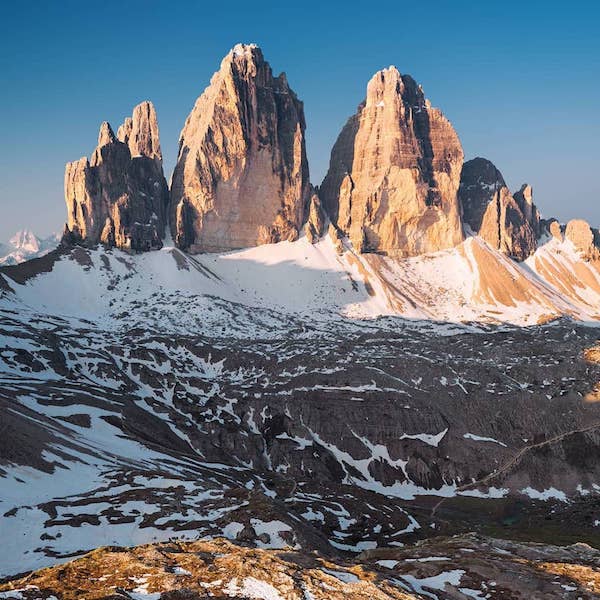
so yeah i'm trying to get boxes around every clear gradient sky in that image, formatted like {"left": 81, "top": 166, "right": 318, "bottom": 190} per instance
{"left": 1, "top": 0, "right": 598, "bottom": 241}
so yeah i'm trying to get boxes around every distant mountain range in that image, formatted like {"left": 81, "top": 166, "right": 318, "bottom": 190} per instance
{"left": 0, "top": 229, "right": 59, "bottom": 266}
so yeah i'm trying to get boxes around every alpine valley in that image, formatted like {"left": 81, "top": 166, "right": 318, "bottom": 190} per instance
{"left": 2, "top": 44, "right": 600, "bottom": 600}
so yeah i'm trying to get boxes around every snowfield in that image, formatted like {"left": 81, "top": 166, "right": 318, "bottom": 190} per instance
{"left": 1, "top": 231, "right": 600, "bottom": 578}
{"left": 2, "top": 232, "right": 600, "bottom": 333}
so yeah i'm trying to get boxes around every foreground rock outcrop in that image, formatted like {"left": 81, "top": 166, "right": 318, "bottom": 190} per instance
{"left": 170, "top": 43, "right": 311, "bottom": 252}
{"left": 63, "top": 101, "right": 169, "bottom": 251}
{"left": 320, "top": 66, "right": 464, "bottom": 256}
{"left": 2, "top": 535, "right": 599, "bottom": 600}
{"left": 459, "top": 157, "right": 540, "bottom": 261}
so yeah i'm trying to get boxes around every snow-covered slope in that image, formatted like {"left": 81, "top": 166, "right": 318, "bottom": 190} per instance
{"left": 1, "top": 232, "right": 599, "bottom": 329}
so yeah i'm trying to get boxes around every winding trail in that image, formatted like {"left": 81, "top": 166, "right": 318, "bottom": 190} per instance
{"left": 431, "top": 420, "right": 600, "bottom": 517}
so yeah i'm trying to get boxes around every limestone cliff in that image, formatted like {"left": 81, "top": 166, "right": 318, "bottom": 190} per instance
{"left": 64, "top": 101, "right": 169, "bottom": 251}
{"left": 459, "top": 158, "right": 539, "bottom": 261}
{"left": 565, "top": 219, "right": 600, "bottom": 260}
{"left": 320, "top": 67, "right": 464, "bottom": 256}
{"left": 170, "top": 44, "right": 311, "bottom": 252}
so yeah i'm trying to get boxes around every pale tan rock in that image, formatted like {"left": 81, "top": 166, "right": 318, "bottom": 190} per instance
{"left": 97, "top": 121, "right": 116, "bottom": 147}
{"left": 459, "top": 158, "right": 537, "bottom": 261}
{"left": 64, "top": 101, "right": 169, "bottom": 251}
{"left": 117, "top": 100, "right": 162, "bottom": 161}
{"left": 565, "top": 219, "right": 599, "bottom": 259}
{"left": 513, "top": 183, "right": 541, "bottom": 238}
{"left": 549, "top": 220, "right": 563, "bottom": 240}
{"left": 320, "top": 67, "right": 464, "bottom": 256}
{"left": 170, "top": 43, "right": 310, "bottom": 252}
{"left": 304, "top": 192, "right": 325, "bottom": 243}
{"left": 478, "top": 187, "right": 537, "bottom": 261}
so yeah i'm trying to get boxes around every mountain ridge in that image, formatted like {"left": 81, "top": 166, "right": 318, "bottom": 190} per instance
{"left": 50, "top": 44, "right": 600, "bottom": 324}
{"left": 2, "top": 42, "right": 600, "bottom": 598}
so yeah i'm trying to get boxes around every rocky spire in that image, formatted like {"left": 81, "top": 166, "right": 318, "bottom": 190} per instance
{"left": 169, "top": 43, "right": 311, "bottom": 252}
{"left": 513, "top": 183, "right": 541, "bottom": 238}
{"left": 98, "top": 121, "right": 117, "bottom": 147}
{"left": 565, "top": 219, "right": 600, "bottom": 260}
{"left": 304, "top": 191, "right": 326, "bottom": 243}
{"left": 459, "top": 158, "right": 538, "bottom": 261}
{"left": 320, "top": 66, "right": 464, "bottom": 256}
{"left": 64, "top": 101, "right": 169, "bottom": 251}
{"left": 117, "top": 100, "right": 162, "bottom": 161}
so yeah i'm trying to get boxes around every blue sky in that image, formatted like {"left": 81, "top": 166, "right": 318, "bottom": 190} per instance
{"left": 1, "top": 0, "right": 598, "bottom": 240}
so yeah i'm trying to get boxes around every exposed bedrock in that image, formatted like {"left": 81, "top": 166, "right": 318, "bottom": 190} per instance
{"left": 169, "top": 43, "right": 311, "bottom": 253}
{"left": 63, "top": 101, "right": 169, "bottom": 251}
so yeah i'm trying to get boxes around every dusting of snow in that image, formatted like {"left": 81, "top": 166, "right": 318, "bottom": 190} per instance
{"left": 224, "top": 577, "right": 284, "bottom": 599}
{"left": 398, "top": 569, "right": 465, "bottom": 598}
{"left": 400, "top": 428, "right": 448, "bottom": 447}
{"left": 376, "top": 559, "right": 399, "bottom": 569}
{"left": 321, "top": 568, "right": 360, "bottom": 583}
{"left": 463, "top": 433, "right": 507, "bottom": 447}
{"left": 520, "top": 487, "right": 568, "bottom": 501}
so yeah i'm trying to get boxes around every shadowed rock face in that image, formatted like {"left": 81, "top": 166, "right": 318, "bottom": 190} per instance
{"left": 458, "top": 157, "right": 506, "bottom": 233}
{"left": 304, "top": 191, "right": 326, "bottom": 243}
{"left": 459, "top": 158, "right": 539, "bottom": 261}
{"left": 320, "top": 67, "right": 464, "bottom": 256}
{"left": 170, "top": 44, "right": 311, "bottom": 253}
{"left": 64, "top": 101, "right": 169, "bottom": 251}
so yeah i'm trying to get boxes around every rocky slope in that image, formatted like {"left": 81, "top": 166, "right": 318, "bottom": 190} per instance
{"left": 63, "top": 101, "right": 169, "bottom": 251}
{"left": 169, "top": 44, "right": 310, "bottom": 252}
{"left": 1, "top": 241, "right": 600, "bottom": 582}
{"left": 320, "top": 67, "right": 464, "bottom": 256}
{"left": 458, "top": 158, "right": 540, "bottom": 261}
{"left": 3, "top": 535, "right": 600, "bottom": 599}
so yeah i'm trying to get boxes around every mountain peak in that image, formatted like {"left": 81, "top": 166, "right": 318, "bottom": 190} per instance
{"left": 9, "top": 229, "right": 40, "bottom": 252}
{"left": 169, "top": 45, "right": 310, "bottom": 252}
{"left": 321, "top": 68, "right": 463, "bottom": 256}
{"left": 0, "top": 229, "right": 59, "bottom": 266}
{"left": 230, "top": 42, "right": 260, "bottom": 57}
{"left": 97, "top": 121, "right": 116, "bottom": 147}
{"left": 64, "top": 103, "right": 169, "bottom": 251}
{"left": 459, "top": 157, "right": 539, "bottom": 260}
{"left": 117, "top": 100, "right": 162, "bottom": 161}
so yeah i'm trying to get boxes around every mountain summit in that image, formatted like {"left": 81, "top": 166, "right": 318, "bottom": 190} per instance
{"left": 321, "top": 66, "right": 464, "bottom": 256}
{"left": 57, "top": 45, "right": 600, "bottom": 271}
{"left": 63, "top": 101, "right": 169, "bottom": 251}
{"left": 169, "top": 43, "right": 311, "bottom": 252}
